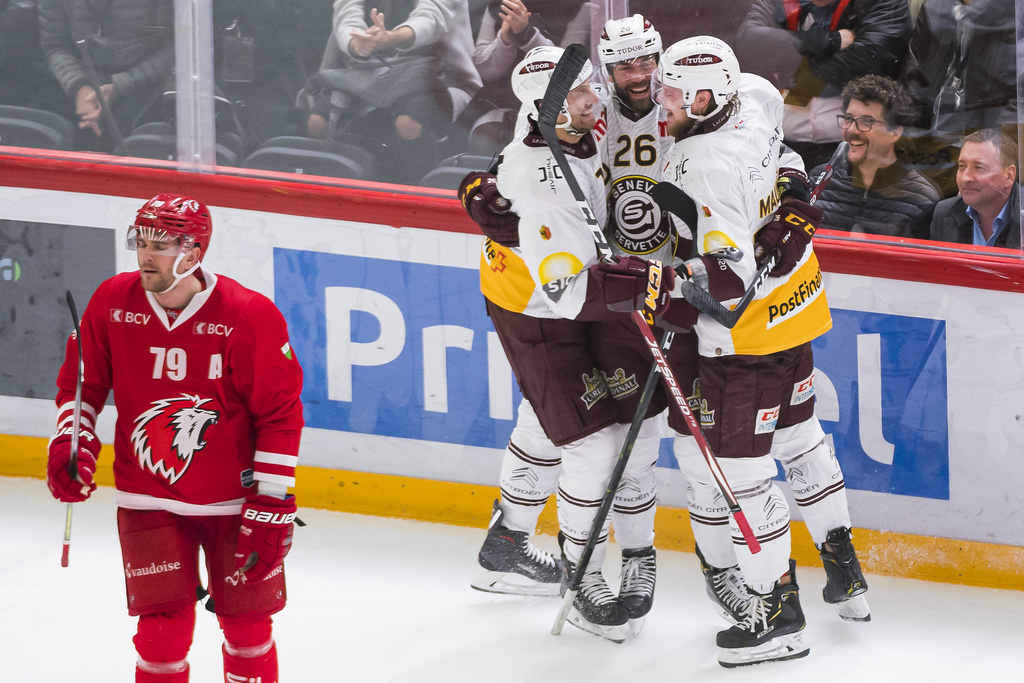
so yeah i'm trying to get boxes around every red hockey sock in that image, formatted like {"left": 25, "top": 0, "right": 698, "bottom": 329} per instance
{"left": 136, "top": 660, "right": 189, "bottom": 682}
{"left": 222, "top": 639, "right": 277, "bottom": 683}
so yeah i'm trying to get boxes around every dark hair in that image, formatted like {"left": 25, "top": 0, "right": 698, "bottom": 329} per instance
{"left": 963, "top": 128, "right": 1018, "bottom": 171}
{"left": 841, "top": 75, "right": 915, "bottom": 128}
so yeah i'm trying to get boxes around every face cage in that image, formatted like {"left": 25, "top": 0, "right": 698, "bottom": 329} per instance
{"left": 126, "top": 226, "right": 195, "bottom": 254}
{"left": 652, "top": 73, "right": 686, "bottom": 111}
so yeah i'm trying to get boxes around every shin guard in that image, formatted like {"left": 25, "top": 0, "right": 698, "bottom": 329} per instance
{"left": 220, "top": 615, "right": 277, "bottom": 683}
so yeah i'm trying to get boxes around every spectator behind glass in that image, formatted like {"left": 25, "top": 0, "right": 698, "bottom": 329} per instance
{"left": 0, "top": 0, "right": 71, "bottom": 117}
{"left": 464, "top": 0, "right": 593, "bottom": 154}
{"left": 37, "top": 0, "right": 174, "bottom": 152}
{"left": 737, "top": 0, "right": 911, "bottom": 172}
{"left": 930, "top": 128, "right": 1020, "bottom": 249}
{"left": 811, "top": 74, "right": 941, "bottom": 239}
{"left": 898, "top": 0, "right": 1016, "bottom": 197}
{"left": 307, "top": 0, "right": 481, "bottom": 186}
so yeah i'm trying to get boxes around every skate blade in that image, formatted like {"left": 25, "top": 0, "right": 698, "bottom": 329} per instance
{"left": 719, "top": 633, "right": 810, "bottom": 668}
{"left": 628, "top": 616, "right": 647, "bottom": 638}
{"left": 470, "top": 570, "right": 561, "bottom": 597}
{"left": 567, "top": 609, "right": 627, "bottom": 643}
{"left": 836, "top": 594, "right": 871, "bottom": 622}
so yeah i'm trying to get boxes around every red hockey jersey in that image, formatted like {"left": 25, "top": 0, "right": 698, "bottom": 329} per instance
{"left": 55, "top": 270, "right": 303, "bottom": 516}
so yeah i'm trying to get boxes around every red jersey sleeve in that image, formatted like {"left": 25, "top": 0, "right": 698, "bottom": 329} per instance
{"left": 55, "top": 281, "right": 114, "bottom": 441}
{"left": 226, "top": 292, "right": 304, "bottom": 489}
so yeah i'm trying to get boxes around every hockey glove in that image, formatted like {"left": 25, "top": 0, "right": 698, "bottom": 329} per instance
{"left": 458, "top": 171, "right": 520, "bottom": 248}
{"left": 776, "top": 166, "right": 810, "bottom": 204}
{"left": 589, "top": 255, "right": 674, "bottom": 317}
{"left": 236, "top": 494, "right": 297, "bottom": 582}
{"left": 46, "top": 423, "right": 99, "bottom": 503}
{"left": 755, "top": 200, "right": 823, "bottom": 277}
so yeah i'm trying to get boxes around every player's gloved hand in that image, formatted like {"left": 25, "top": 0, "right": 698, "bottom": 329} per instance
{"left": 755, "top": 200, "right": 823, "bottom": 277}
{"left": 589, "top": 255, "right": 674, "bottom": 316}
{"left": 46, "top": 423, "right": 99, "bottom": 503}
{"left": 458, "top": 171, "right": 520, "bottom": 248}
{"left": 236, "top": 494, "right": 297, "bottom": 582}
{"left": 776, "top": 166, "right": 810, "bottom": 204}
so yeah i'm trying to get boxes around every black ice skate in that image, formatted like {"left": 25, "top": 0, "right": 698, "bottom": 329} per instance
{"left": 818, "top": 526, "right": 871, "bottom": 622}
{"left": 695, "top": 543, "right": 751, "bottom": 625}
{"left": 561, "top": 546, "right": 629, "bottom": 643}
{"left": 619, "top": 546, "right": 656, "bottom": 636}
{"left": 716, "top": 560, "right": 810, "bottom": 668}
{"left": 471, "top": 501, "right": 563, "bottom": 597}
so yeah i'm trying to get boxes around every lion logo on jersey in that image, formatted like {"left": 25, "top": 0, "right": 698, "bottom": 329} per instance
{"left": 130, "top": 394, "right": 220, "bottom": 484}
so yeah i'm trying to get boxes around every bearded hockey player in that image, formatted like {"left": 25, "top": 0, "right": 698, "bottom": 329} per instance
{"left": 47, "top": 194, "right": 303, "bottom": 682}
{"left": 653, "top": 37, "right": 870, "bottom": 666}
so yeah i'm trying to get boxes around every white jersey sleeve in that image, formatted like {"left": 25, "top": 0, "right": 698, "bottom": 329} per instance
{"left": 496, "top": 134, "right": 607, "bottom": 320}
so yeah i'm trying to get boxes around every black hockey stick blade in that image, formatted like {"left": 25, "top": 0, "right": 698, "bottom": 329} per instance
{"left": 652, "top": 181, "right": 699, "bottom": 234}
{"left": 809, "top": 141, "right": 849, "bottom": 205}
{"left": 537, "top": 43, "right": 589, "bottom": 130}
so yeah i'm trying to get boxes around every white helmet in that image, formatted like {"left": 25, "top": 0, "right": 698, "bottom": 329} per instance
{"left": 599, "top": 14, "right": 662, "bottom": 67}
{"left": 658, "top": 36, "right": 740, "bottom": 122}
{"left": 511, "top": 45, "right": 595, "bottom": 129}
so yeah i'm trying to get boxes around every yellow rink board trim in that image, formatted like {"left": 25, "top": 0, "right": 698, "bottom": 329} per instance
{"left": 4, "top": 434, "right": 1020, "bottom": 591}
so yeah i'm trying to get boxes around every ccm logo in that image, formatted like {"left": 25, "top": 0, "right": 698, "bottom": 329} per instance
{"left": 243, "top": 509, "right": 295, "bottom": 525}
{"left": 193, "top": 322, "right": 234, "bottom": 336}
{"left": 110, "top": 309, "right": 150, "bottom": 324}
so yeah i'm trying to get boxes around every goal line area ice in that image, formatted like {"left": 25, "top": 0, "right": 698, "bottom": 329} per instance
{"left": 3, "top": 477, "right": 1021, "bottom": 682}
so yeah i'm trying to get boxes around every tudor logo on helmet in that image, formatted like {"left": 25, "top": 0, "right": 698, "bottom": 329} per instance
{"left": 678, "top": 54, "right": 722, "bottom": 66}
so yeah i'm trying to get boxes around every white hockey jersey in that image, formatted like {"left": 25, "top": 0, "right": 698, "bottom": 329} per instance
{"left": 481, "top": 129, "right": 606, "bottom": 320}
{"left": 662, "top": 73, "right": 832, "bottom": 357}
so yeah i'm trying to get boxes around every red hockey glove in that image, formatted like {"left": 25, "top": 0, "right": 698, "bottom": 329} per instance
{"left": 755, "top": 200, "right": 822, "bottom": 278}
{"left": 236, "top": 494, "right": 297, "bottom": 582}
{"left": 589, "top": 255, "right": 675, "bottom": 317}
{"left": 458, "top": 171, "right": 520, "bottom": 248}
{"left": 46, "top": 424, "right": 99, "bottom": 503}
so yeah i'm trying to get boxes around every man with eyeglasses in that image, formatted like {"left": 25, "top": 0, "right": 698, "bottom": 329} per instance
{"left": 811, "top": 74, "right": 941, "bottom": 238}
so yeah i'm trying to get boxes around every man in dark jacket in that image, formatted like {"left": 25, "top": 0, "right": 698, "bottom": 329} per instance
{"left": 930, "top": 128, "right": 1020, "bottom": 249}
{"left": 38, "top": 0, "right": 174, "bottom": 151}
{"left": 737, "top": 0, "right": 911, "bottom": 170}
{"left": 812, "top": 75, "right": 941, "bottom": 239}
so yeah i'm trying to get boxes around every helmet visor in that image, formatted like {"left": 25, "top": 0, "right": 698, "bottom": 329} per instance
{"left": 126, "top": 225, "right": 195, "bottom": 254}
{"left": 652, "top": 72, "right": 685, "bottom": 110}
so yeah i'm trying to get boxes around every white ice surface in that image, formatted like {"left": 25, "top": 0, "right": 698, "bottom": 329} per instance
{"left": 3, "top": 475, "right": 1021, "bottom": 681}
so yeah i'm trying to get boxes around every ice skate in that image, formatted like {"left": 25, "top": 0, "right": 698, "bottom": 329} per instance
{"left": 471, "top": 501, "right": 562, "bottom": 597}
{"left": 717, "top": 560, "right": 810, "bottom": 668}
{"left": 695, "top": 543, "right": 752, "bottom": 625}
{"left": 619, "top": 546, "right": 656, "bottom": 636}
{"left": 561, "top": 546, "right": 628, "bottom": 643}
{"left": 818, "top": 526, "right": 871, "bottom": 621}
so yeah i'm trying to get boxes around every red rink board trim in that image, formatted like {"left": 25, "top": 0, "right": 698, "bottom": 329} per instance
{"left": 1, "top": 150, "right": 1022, "bottom": 293}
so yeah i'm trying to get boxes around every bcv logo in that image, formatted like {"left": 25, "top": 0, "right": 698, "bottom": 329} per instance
{"left": 194, "top": 321, "right": 233, "bottom": 336}
{"left": 110, "top": 309, "right": 150, "bottom": 324}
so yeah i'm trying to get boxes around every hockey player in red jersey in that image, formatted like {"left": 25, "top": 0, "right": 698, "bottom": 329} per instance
{"left": 46, "top": 194, "right": 303, "bottom": 683}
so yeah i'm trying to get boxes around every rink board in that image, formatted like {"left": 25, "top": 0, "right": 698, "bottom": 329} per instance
{"left": 0, "top": 154, "right": 1022, "bottom": 590}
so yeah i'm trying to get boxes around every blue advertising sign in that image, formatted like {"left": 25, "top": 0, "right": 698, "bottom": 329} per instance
{"left": 275, "top": 248, "right": 948, "bottom": 500}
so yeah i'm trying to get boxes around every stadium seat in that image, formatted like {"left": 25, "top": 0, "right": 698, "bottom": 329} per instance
{"left": 0, "top": 105, "right": 75, "bottom": 150}
{"left": 417, "top": 154, "right": 496, "bottom": 190}
{"left": 253, "top": 136, "right": 379, "bottom": 180}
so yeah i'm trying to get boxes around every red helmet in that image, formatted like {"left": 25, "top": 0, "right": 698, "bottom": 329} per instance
{"left": 128, "top": 194, "right": 213, "bottom": 260}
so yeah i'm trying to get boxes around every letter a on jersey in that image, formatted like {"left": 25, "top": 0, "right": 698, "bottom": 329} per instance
{"left": 130, "top": 394, "right": 220, "bottom": 484}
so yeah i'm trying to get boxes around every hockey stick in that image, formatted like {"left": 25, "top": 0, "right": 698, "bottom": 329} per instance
{"left": 652, "top": 141, "right": 849, "bottom": 329}
{"left": 551, "top": 331, "right": 674, "bottom": 636}
{"left": 61, "top": 290, "right": 85, "bottom": 568}
{"left": 537, "top": 45, "right": 759, "bottom": 558}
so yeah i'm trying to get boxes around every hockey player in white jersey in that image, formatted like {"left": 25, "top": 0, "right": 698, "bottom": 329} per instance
{"left": 472, "top": 44, "right": 676, "bottom": 642}
{"left": 469, "top": 17, "right": 689, "bottom": 638}
{"left": 653, "top": 36, "right": 869, "bottom": 667}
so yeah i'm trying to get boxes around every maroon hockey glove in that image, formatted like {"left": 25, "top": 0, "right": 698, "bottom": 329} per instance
{"left": 46, "top": 424, "right": 99, "bottom": 503}
{"left": 458, "top": 171, "right": 520, "bottom": 248}
{"left": 589, "top": 255, "right": 675, "bottom": 317}
{"left": 755, "top": 200, "right": 823, "bottom": 278}
{"left": 236, "top": 494, "right": 297, "bottom": 582}
{"left": 776, "top": 166, "right": 810, "bottom": 204}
